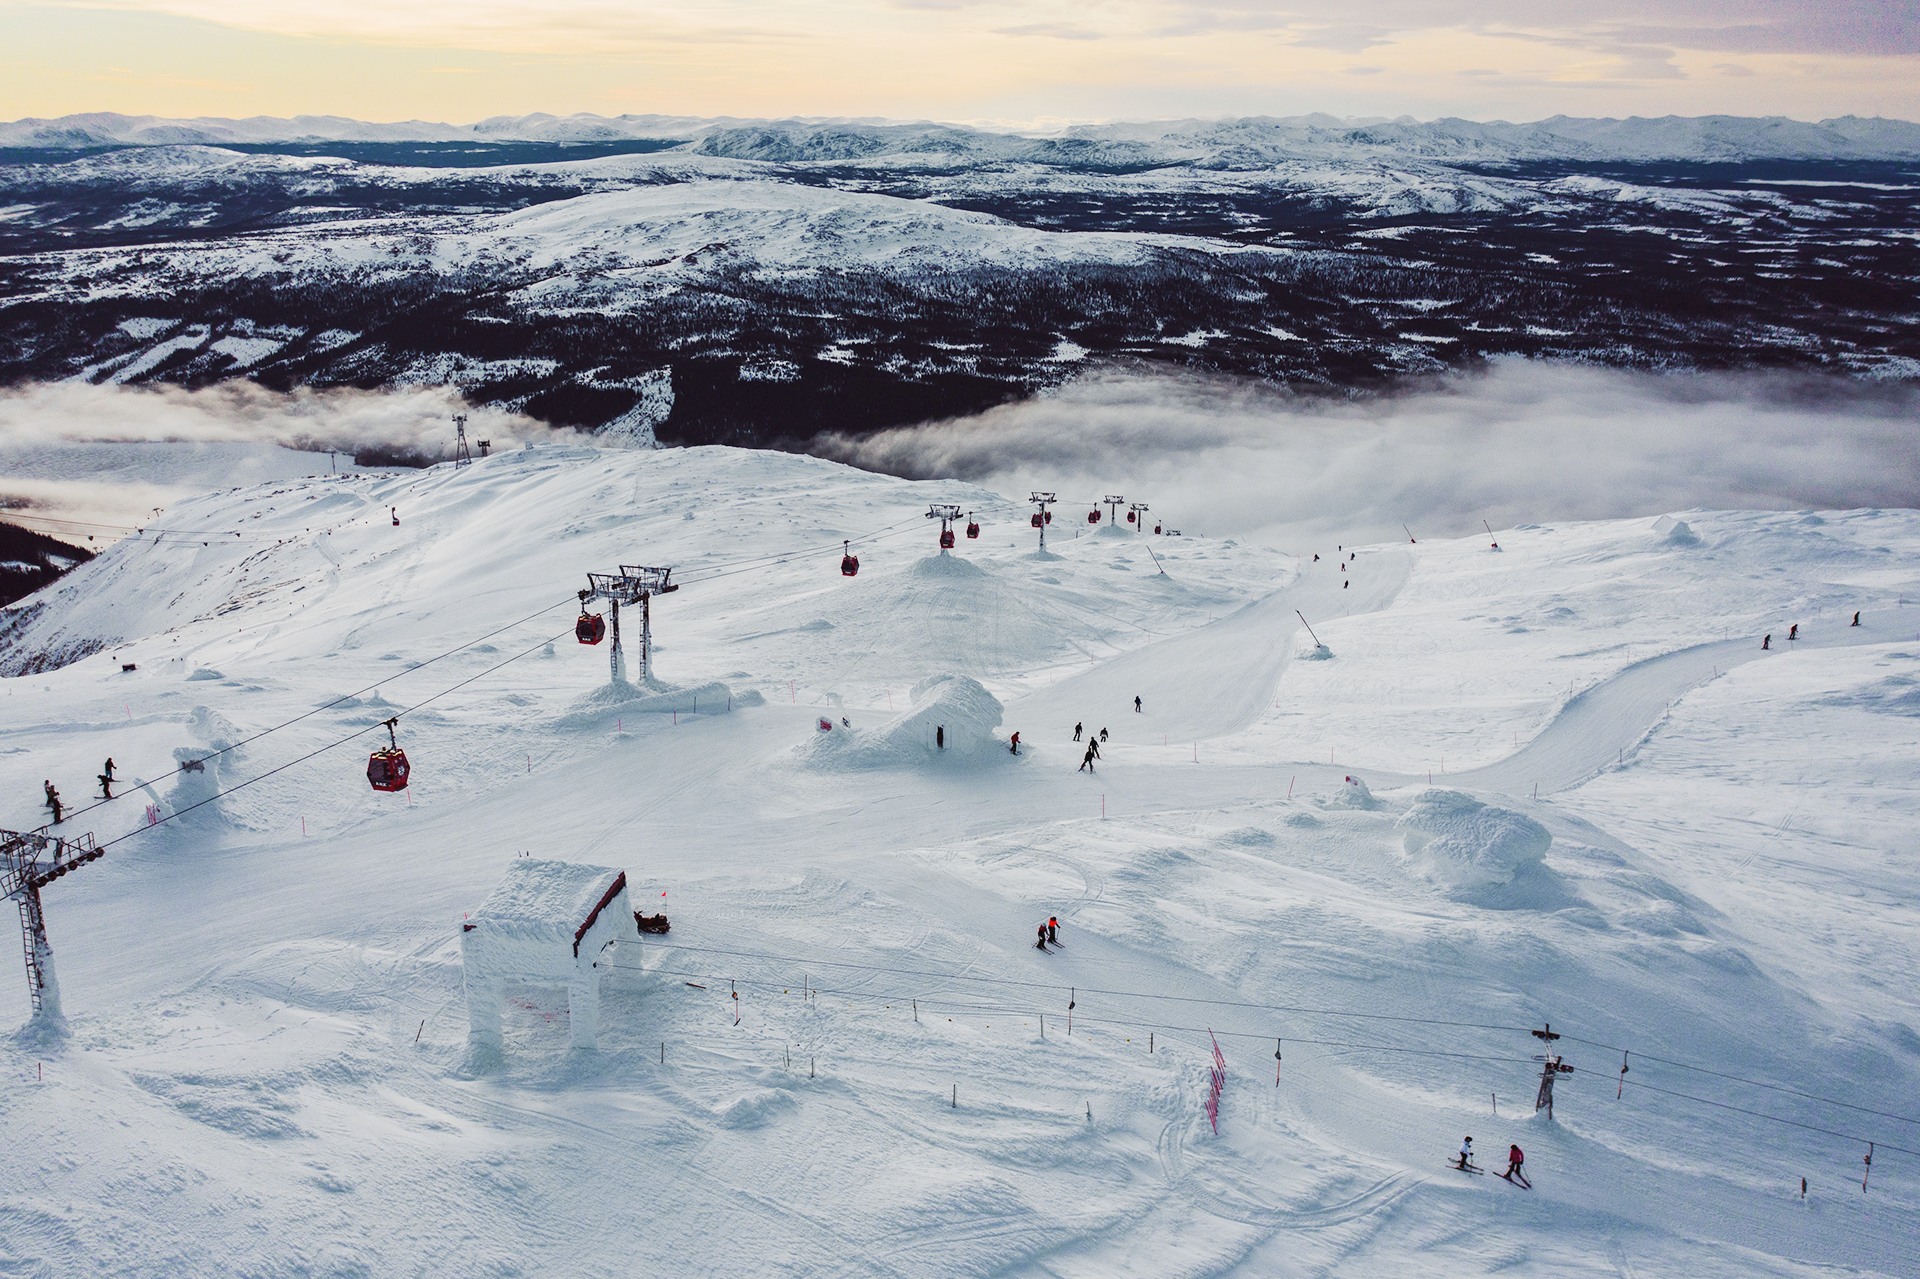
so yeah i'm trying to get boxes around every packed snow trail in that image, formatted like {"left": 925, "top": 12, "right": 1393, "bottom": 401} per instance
{"left": 1446, "top": 611, "right": 1914, "bottom": 795}
{"left": 1008, "top": 548, "right": 1412, "bottom": 744}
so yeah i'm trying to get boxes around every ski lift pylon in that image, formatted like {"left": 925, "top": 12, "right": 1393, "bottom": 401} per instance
{"left": 840, "top": 540, "right": 859, "bottom": 577}
{"left": 367, "top": 717, "right": 410, "bottom": 793}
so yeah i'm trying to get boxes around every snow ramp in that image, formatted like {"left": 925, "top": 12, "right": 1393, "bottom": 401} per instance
{"left": 1008, "top": 548, "right": 1410, "bottom": 743}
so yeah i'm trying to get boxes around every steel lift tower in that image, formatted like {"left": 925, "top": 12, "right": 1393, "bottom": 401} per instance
{"left": 3, "top": 828, "right": 103, "bottom": 1025}
{"left": 582, "top": 565, "right": 677, "bottom": 685}
{"left": 1029, "top": 492, "right": 1057, "bottom": 553}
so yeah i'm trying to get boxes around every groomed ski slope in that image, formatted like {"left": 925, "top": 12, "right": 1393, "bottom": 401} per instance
{"left": 1, "top": 443, "right": 1917, "bottom": 1277}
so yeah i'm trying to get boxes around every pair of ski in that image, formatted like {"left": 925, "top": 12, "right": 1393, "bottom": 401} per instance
{"left": 1449, "top": 1162, "right": 1531, "bottom": 1189}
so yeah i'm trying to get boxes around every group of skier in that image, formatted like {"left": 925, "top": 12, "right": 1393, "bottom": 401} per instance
{"left": 1762, "top": 613, "right": 1861, "bottom": 651}
{"left": 1069, "top": 696, "right": 1141, "bottom": 773}
{"left": 1034, "top": 915, "right": 1061, "bottom": 951}
{"left": 1454, "top": 1136, "right": 1531, "bottom": 1188}
{"left": 39, "top": 757, "right": 116, "bottom": 824}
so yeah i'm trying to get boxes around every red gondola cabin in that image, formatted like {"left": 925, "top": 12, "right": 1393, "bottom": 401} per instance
{"left": 576, "top": 612, "right": 606, "bottom": 645}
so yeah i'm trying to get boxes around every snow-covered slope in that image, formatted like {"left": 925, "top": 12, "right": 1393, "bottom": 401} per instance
{"left": 2, "top": 445, "right": 1916, "bottom": 1275}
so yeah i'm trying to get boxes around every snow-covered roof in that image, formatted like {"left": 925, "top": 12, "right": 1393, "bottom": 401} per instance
{"left": 466, "top": 858, "right": 626, "bottom": 954}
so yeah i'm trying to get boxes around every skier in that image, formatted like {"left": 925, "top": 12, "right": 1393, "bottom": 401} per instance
{"left": 98, "top": 771, "right": 113, "bottom": 800}
{"left": 1456, "top": 1136, "right": 1475, "bottom": 1171}
{"left": 936, "top": 726, "right": 944, "bottom": 750}
{"left": 1344, "top": 580, "right": 1349, "bottom": 589}
{"left": 1099, "top": 727, "right": 1109, "bottom": 743}
{"left": 1762, "top": 634, "right": 1771, "bottom": 650}
{"left": 103, "top": 757, "right": 115, "bottom": 781}
{"left": 1074, "top": 722, "right": 1083, "bottom": 742}
{"left": 391, "top": 506, "right": 400, "bottom": 526}
{"left": 1035, "top": 923, "right": 1049, "bottom": 951}
{"left": 1504, "top": 1144, "right": 1529, "bottom": 1187}
{"left": 1312, "top": 554, "right": 1319, "bottom": 562}
{"left": 1133, "top": 695, "right": 1142, "bottom": 713}
{"left": 1009, "top": 731, "right": 1021, "bottom": 755}
{"left": 1088, "top": 737, "right": 1102, "bottom": 759}
{"left": 1079, "top": 745, "right": 1096, "bottom": 773}
{"left": 1788, "top": 623, "right": 1798, "bottom": 641}
{"left": 1350, "top": 552, "right": 1355, "bottom": 562}
{"left": 1852, "top": 611, "right": 1862, "bottom": 627}
{"left": 43, "top": 781, "right": 62, "bottom": 825}
{"left": 1048, "top": 916, "right": 1059, "bottom": 945}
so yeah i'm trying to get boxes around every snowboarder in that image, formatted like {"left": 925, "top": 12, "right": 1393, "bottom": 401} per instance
{"left": 1048, "top": 916, "right": 1059, "bottom": 945}
{"left": 43, "top": 781, "right": 62, "bottom": 825}
{"left": 1079, "top": 746, "right": 1096, "bottom": 773}
{"left": 1762, "top": 634, "right": 1771, "bottom": 650}
{"left": 1099, "top": 727, "right": 1109, "bottom": 743}
{"left": 1788, "top": 623, "right": 1798, "bottom": 641}
{"left": 1456, "top": 1137, "right": 1475, "bottom": 1171}
{"left": 1073, "top": 722, "right": 1083, "bottom": 741}
{"left": 1134, "top": 695, "right": 1142, "bottom": 713}
{"left": 1504, "top": 1144, "right": 1529, "bottom": 1187}
{"left": 1035, "top": 923, "right": 1049, "bottom": 951}
{"left": 1852, "top": 611, "right": 1861, "bottom": 627}
{"left": 1009, "top": 732, "right": 1021, "bottom": 755}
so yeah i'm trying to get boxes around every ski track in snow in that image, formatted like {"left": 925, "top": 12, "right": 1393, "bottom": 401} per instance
{"left": 1, "top": 444, "right": 1917, "bottom": 1276}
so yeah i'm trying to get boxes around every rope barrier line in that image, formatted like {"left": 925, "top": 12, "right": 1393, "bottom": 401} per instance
{"left": 619, "top": 941, "right": 1534, "bottom": 1033}
{"left": 615, "top": 960, "right": 1918, "bottom": 1158}
{"left": 47, "top": 594, "right": 585, "bottom": 830}
{"left": 1558, "top": 1036, "right": 1920, "bottom": 1127}
{"left": 92, "top": 622, "right": 576, "bottom": 853}
{"left": 620, "top": 941, "right": 1913, "bottom": 1143}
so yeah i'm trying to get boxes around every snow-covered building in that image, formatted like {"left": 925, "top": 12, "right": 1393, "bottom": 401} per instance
{"left": 461, "top": 858, "right": 641, "bottom": 1052}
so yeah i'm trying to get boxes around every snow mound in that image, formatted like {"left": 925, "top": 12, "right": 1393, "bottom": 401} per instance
{"left": 558, "top": 681, "right": 749, "bottom": 727}
{"left": 185, "top": 668, "right": 223, "bottom": 682}
{"left": 907, "top": 553, "right": 987, "bottom": 580}
{"left": 1653, "top": 515, "right": 1701, "bottom": 547}
{"left": 1323, "top": 775, "right": 1381, "bottom": 809}
{"left": 798, "top": 672, "right": 1003, "bottom": 769}
{"left": 1299, "top": 642, "right": 1334, "bottom": 660}
{"left": 1396, "top": 789, "right": 1551, "bottom": 890}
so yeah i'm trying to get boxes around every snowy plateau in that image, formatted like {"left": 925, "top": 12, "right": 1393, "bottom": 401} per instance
{"left": 2, "top": 111, "right": 1918, "bottom": 444}
{"left": 1, "top": 442, "right": 1917, "bottom": 1276}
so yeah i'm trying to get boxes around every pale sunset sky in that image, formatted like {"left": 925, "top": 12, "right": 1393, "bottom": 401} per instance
{"left": 2, "top": 0, "right": 1915, "bottom": 124}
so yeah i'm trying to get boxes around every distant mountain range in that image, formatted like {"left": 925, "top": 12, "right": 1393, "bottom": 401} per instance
{"left": 7, "top": 110, "right": 1920, "bottom": 163}
{"left": 2, "top": 113, "right": 1916, "bottom": 447}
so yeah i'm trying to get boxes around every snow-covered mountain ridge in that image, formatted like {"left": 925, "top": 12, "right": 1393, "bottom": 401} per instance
{"left": 2, "top": 443, "right": 1915, "bottom": 1274}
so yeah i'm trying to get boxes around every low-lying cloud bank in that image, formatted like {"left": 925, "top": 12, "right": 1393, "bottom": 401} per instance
{"left": 0, "top": 382, "right": 560, "bottom": 539}
{"left": 0, "top": 381, "right": 552, "bottom": 461}
{"left": 812, "top": 362, "right": 1920, "bottom": 550}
